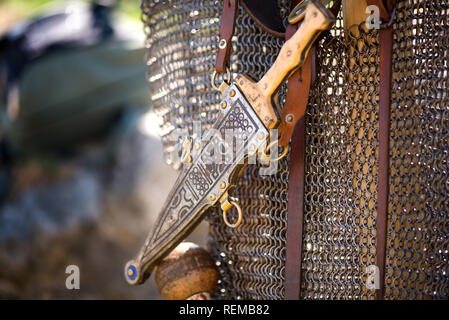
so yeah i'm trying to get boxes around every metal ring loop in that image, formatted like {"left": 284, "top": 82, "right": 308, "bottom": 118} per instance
{"left": 380, "top": 4, "right": 397, "bottom": 29}
{"left": 222, "top": 201, "right": 242, "bottom": 228}
{"left": 262, "top": 140, "right": 289, "bottom": 162}
{"left": 211, "top": 67, "right": 231, "bottom": 91}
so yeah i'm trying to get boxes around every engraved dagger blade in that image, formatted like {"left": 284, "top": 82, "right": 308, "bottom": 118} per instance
{"left": 125, "top": 84, "right": 269, "bottom": 284}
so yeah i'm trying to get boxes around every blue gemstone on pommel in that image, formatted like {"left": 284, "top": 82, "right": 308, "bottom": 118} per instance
{"left": 127, "top": 265, "right": 137, "bottom": 281}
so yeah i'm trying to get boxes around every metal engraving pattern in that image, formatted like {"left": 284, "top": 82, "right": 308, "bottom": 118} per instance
{"left": 140, "top": 0, "right": 449, "bottom": 299}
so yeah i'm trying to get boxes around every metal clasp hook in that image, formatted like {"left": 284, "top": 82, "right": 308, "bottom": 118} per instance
{"left": 220, "top": 197, "right": 242, "bottom": 228}
{"left": 180, "top": 136, "right": 193, "bottom": 164}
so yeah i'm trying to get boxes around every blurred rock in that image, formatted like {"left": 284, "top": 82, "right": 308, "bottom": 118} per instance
{"left": 0, "top": 117, "right": 209, "bottom": 299}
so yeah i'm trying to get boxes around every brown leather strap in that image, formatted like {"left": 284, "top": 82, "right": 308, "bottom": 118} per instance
{"left": 241, "top": 0, "right": 285, "bottom": 38}
{"left": 283, "top": 21, "right": 315, "bottom": 300}
{"left": 375, "top": 25, "right": 393, "bottom": 300}
{"left": 283, "top": 0, "right": 342, "bottom": 301}
{"left": 330, "top": 0, "right": 343, "bottom": 19}
{"left": 242, "top": 0, "right": 342, "bottom": 40}
{"left": 215, "top": 0, "right": 239, "bottom": 73}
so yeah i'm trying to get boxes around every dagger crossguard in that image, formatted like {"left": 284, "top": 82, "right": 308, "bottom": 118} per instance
{"left": 125, "top": 0, "right": 335, "bottom": 285}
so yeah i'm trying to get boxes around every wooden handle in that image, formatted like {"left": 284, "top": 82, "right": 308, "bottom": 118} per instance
{"left": 257, "top": 0, "right": 335, "bottom": 98}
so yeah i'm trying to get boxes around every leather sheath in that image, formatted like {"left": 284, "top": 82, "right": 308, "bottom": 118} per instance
{"left": 278, "top": 44, "right": 315, "bottom": 148}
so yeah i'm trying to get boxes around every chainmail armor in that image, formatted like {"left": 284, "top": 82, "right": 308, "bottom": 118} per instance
{"left": 140, "top": 0, "right": 449, "bottom": 300}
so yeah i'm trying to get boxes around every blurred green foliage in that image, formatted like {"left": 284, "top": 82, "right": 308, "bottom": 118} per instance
{"left": 0, "top": 0, "right": 141, "bottom": 21}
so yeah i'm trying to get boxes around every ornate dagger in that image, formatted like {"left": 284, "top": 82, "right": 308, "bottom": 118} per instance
{"left": 125, "top": 0, "right": 335, "bottom": 285}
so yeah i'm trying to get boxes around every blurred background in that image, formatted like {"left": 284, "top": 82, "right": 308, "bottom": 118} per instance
{"left": 0, "top": 0, "right": 208, "bottom": 299}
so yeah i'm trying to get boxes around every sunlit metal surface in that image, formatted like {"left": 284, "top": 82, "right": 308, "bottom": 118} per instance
{"left": 140, "top": 0, "right": 448, "bottom": 300}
